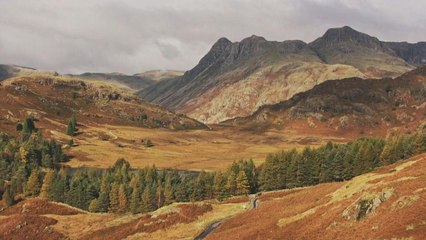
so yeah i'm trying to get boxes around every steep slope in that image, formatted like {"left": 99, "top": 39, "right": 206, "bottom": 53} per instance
{"left": 140, "top": 34, "right": 366, "bottom": 123}
{"left": 207, "top": 153, "right": 426, "bottom": 240}
{"left": 139, "top": 27, "right": 420, "bottom": 124}
{"left": 385, "top": 41, "right": 426, "bottom": 66}
{"left": 225, "top": 66, "right": 426, "bottom": 136}
{"left": 309, "top": 26, "right": 414, "bottom": 77}
{"left": 0, "top": 75, "right": 205, "bottom": 136}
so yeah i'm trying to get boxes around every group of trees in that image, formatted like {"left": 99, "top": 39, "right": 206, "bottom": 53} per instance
{"left": 0, "top": 120, "right": 66, "bottom": 207}
{"left": 1, "top": 118, "right": 425, "bottom": 214}
{"left": 258, "top": 131, "right": 426, "bottom": 191}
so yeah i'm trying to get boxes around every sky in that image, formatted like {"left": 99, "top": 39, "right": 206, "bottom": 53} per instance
{"left": 0, "top": 0, "right": 425, "bottom": 74}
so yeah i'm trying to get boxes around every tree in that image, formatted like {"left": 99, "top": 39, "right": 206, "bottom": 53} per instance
{"left": 66, "top": 122, "right": 75, "bottom": 136}
{"left": 25, "top": 168, "right": 41, "bottom": 197}
{"left": 118, "top": 184, "right": 128, "bottom": 213}
{"left": 213, "top": 172, "right": 227, "bottom": 201}
{"left": 163, "top": 175, "right": 174, "bottom": 205}
{"left": 71, "top": 115, "right": 77, "bottom": 130}
{"left": 156, "top": 185, "right": 164, "bottom": 209}
{"left": 88, "top": 199, "right": 100, "bottom": 212}
{"left": 40, "top": 169, "right": 55, "bottom": 200}
{"left": 225, "top": 171, "right": 237, "bottom": 196}
{"left": 141, "top": 186, "right": 155, "bottom": 212}
{"left": 236, "top": 170, "right": 250, "bottom": 195}
{"left": 108, "top": 183, "right": 119, "bottom": 213}
{"left": 2, "top": 187, "right": 14, "bottom": 207}
{"left": 129, "top": 186, "right": 142, "bottom": 214}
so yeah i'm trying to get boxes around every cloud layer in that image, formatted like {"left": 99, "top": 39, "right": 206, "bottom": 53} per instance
{"left": 0, "top": 0, "right": 425, "bottom": 74}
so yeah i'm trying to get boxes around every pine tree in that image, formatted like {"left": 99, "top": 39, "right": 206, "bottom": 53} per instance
{"left": 213, "top": 172, "right": 227, "bottom": 201}
{"left": 71, "top": 115, "right": 77, "bottom": 131}
{"left": 109, "top": 183, "right": 119, "bottom": 213}
{"left": 40, "top": 169, "right": 55, "bottom": 200}
{"left": 156, "top": 185, "right": 164, "bottom": 209}
{"left": 118, "top": 184, "right": 128, "bottom": 213}
{"left": 236, "top": 170, "right": 250, "bottom": 195}
{"left": 225, "top": 171, "right": 237, "bottom": 196}
{"left": 25, "top": 168, "right": 41, "bottom": 197}
{"left": 141, "top": 186, "right": 155, "bottom": 212}
{"left": 163, "top": 175, "right": 174, "bottom": 205}
{"left": 66, "top": 122, "right": 75, "bottom": 136}
{"left": 2, "top": 187, "right": 14, "bottom": 207}
{"left": 129, "top": 186, "right": 142, "bottom": 214}
{"left": 97, "top": 192, "right": 109, "bottom": 212}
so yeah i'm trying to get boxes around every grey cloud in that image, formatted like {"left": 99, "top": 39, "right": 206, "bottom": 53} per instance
{"left": 0, "top": 0, "right": 425, "bottom": 74}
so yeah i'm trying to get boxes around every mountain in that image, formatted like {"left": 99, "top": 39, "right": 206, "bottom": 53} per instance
{"left": 139, "top": 26, "right": 423, "bottom": 124}
{"left": 385, "top": 41, "right": 426, "bottom": 66}
{"left": 0, "top": 75, "right": 205, "bottom": 135}
{"left": 309, "top": 26, "right": 413, "bottom": 77}
{"left": 0, "top": 64, "right": 58, "bottom": 81}
{"left": 225, "top": 66, "right": 426, "bottom": 136}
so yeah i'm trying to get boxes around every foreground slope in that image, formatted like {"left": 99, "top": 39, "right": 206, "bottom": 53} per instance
{"left": 139, "top": 26, "right": 422, "bottom": 124}
{"left": 226, "top": 66, "right": 426, "bottom": 136}
{"left": 207, "top": 153, "right": 426, "bottom": 240}
{"left": 1, "top": 154, "right": 424, "bottom": 240}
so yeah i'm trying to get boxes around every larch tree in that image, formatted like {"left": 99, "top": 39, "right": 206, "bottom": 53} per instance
{"left": 25, "top": 168, "right": 41, "bottom": 197}
{"left": 40, "top": 169, "right": 56, "bottom": 200}
{"left": 118, "top": 184, "right": 128, "bottom": 213}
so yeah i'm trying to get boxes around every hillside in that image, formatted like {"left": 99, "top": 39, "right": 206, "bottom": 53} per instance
{"left": 225, "top": 66, "right": 426, "bottom": 136}
{"left": 139, "top": 26, "right": 423, "bottom": 124}
{"left": 0, "top": 75, "right": 205, "bottom": 136}
{"left": 0, "top": 65, "right": 58, "bottom": 81}
{"left": 1, "top": 153, "right": 424, "bottom": 240}
{"left": 206, "top": 153, "right": 426, "bottom": 240}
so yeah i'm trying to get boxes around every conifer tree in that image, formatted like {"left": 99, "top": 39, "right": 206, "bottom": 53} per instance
{"left": 118, "top": 184, "right": 128, "bottom": 213}
{"left": 66, "top": 122, "right": 75, "bottom": 136}
{"left": 109, "top": 183, "right": 119, "bottom": 213}
{"left": 213, "top": 172, "right": 227, "bottom": 201}
{"left": 2, "top": 187, "right": 14, "bottom": 207}
{"left": 141, "top": 185, "right": 155, "bottom": 212}
{"left": 156, "top": 185, "right": 165, "bottom": 209}
{"left": 129, "top": 186, "right": 142, "bottom": 214}
{"left": 236, "top": 170, "right": 250, "bottom": 195}
{"left": 97, "top": 192, "right": 109, "bottom": 212}
{"left": 225, "top": 171, "right": 237, "bottom": 196}
{"left": 40, "top": 169, "right": 55, "bottom": 200}
{"left": 163, "top": 175, "right": 174, "bottom": 205}
{"left": 25, "top": 168, "right": 41, "bottom": 197}
{"left": 88, "top": 199, "right": 100, "bottom": 212}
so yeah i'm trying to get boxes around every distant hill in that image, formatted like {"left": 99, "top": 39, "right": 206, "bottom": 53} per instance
{"left": 224, "top": 66, "right": 426, "bottom": 136}
{"left": 139, "top": 26, "right": 425, "bottom": 124}
{"left": 0, "top": 64, "right": 58, "bottom": 81}
{"left": 0, "top": 75, "right": 205, "bottom": 134}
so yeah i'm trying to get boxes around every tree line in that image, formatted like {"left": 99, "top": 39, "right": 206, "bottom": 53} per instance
{"left": 1, "top": 118, "right": 425, "bottom": 214}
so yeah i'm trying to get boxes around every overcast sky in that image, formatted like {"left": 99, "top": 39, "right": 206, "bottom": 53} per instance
{"left": 0, "top": 0, "right": 425, "bottom": 74}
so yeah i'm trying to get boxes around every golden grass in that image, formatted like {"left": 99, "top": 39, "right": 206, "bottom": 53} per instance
{"left": 65, "top": 124, "right": 336, "bottom": 171}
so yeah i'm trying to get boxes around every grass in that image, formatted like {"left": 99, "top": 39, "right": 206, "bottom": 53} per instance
{"left": 65, "top": 124, "right": 331, "bottom": 171}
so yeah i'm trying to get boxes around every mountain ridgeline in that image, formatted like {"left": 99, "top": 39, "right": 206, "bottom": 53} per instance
{"left": 139, "top": 26, "right": 426, "bottom": 124}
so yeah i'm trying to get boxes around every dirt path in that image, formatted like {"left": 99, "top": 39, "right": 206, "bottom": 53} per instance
{"left": 194, "top": 220, "right": 225, "bottom": 240}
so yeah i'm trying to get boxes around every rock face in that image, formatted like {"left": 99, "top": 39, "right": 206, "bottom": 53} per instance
{"left": 139, "top": 26, "right": 424, "bottom": 124}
